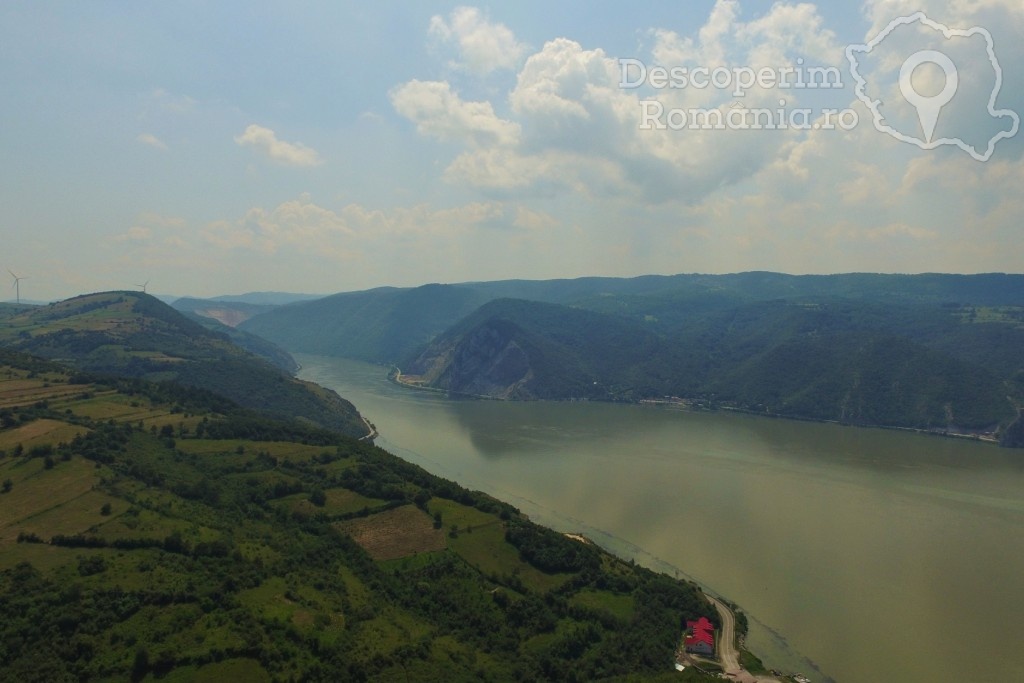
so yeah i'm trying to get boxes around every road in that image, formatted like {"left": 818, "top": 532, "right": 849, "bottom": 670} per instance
{"left": 706, "top": 596, "right": 781, "bottom": 683}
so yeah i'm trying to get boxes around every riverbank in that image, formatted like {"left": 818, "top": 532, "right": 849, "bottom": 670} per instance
{"left": 388, "top": 364, "right": 1003, "bottom": 446}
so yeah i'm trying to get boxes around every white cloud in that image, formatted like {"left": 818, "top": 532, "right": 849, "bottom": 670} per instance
{"left": 390, "top": 80, "right": 520, "bottom": 147}
{"left": 234, "top": 124, "right": 323, "bottom": 167}
{"left": 136, "top": 133, "right": 168, "bottom": 150}
{"left": 428, "top": 6, "right": 526, "bottom": 75}
{"left": 397, "top": 2, "right": 851, "bottom": 204}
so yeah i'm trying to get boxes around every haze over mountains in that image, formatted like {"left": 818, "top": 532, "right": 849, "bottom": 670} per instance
{"left": 227, "top": 272, "right": 1024, "bottom": 445}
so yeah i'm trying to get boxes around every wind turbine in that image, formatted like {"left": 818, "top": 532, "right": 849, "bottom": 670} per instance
{"left": 135, "top": 280, "right": 150, "bottom": 294}
{"left": 7, "top": 270, "right": 25, "bottom": 304}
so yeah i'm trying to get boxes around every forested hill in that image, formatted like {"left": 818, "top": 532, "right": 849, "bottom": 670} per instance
{"left": 0, "top": 349, "right": 724, "bottom": 681}
{"left": 0, "top": 292, "right": 366, "bottom": 438}
{"left": 232, "top": 272, "right": 1024, "bottom": 444}
{"left": 238, "top": 273, "right": 1024, "bottom": 366}
{"left": 402, "top": 297, "right": 1019, "bottom": 435}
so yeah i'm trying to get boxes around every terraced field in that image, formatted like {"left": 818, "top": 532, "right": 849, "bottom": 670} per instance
{"left": 0, "top": 349, "right": 721, "bottom": 682}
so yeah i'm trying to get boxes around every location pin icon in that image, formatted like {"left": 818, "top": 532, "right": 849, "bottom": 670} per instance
{"left": 899, "top": 50, "right": 958, "bottom": 143}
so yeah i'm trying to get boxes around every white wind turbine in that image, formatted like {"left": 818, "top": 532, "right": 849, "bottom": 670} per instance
{"left": 135, "top": 280, "right": 150, "bottom": 294}
{"left": 7, "top": 269, "right": 26, "bottom": 304}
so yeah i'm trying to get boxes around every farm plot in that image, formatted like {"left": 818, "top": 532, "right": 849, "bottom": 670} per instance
{"left": 336, "top": 505, "right": 446, "bottom": 561}
{"left": 0, "top": 419, "right": 88, "bottom": 451}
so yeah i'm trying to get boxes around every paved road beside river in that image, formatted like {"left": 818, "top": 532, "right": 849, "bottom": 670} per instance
{"left": 706, "top": 596, "right": 781, "bottom": 683}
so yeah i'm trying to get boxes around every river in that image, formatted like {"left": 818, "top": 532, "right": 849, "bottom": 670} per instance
{"left": 298, "top": 354, "right": 1024, "bottom": 683}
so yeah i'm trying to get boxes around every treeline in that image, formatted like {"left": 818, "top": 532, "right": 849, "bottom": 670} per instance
{"left": 20, "top": 532, "right": 230, "bottom": 558}
{"left": 505, "top": 520, "right": 600, "bottom": 573}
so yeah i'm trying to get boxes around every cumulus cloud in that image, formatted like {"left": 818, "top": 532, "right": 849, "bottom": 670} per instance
{"left": 394, "top": 1, "right": 851, "bottom": 203}
{"left": 386, "top": 1, "right": 1024, "bottom": 276}
{"left": 234, "top": 124, "right": 323, "bottom": 167}
{"left": 429, "top": 6, "right": 526, "bottom": 75}
{"left": 390, "top": 80, "right": 520, "bottom": 147}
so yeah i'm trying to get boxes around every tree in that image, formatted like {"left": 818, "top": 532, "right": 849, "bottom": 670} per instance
{"left": 310, "top": 488, "right": 327, "bottom": 507}
{"left": 2, "top": 479, "right": 11, "bottom": 493}
{"left": 131, "top": 647, "right": 150, "bottom": 682}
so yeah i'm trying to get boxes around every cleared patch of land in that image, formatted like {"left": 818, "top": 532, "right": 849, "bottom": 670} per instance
{"left": 0, "top": 456, "right": 102, "bottom": 540}
{"left": 336, "top": 505, "right": 446, "bottom": 560}
{"left": 0, "top": 418, "right": 88, "bottom": 451}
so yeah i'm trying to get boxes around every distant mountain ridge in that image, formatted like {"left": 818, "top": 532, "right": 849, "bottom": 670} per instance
{"left": 239, "top": 272, "right": 1024, "bottom": 363}
{"left": 239, "top": 284, "right": 489, "bottom": 363}
{"left": 235, "top": 272, "right": 1024, "bottom": 445}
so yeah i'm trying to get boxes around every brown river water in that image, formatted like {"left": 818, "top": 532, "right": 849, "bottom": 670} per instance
{"left": 300, "top": 354, "right": 1024, "bottom": 683}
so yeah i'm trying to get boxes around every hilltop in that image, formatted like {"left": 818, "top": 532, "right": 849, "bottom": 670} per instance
{"left": 0, "top": 292, "right": 366, "bottom": 438}
{"left": 0, "top": 349, "right": 725, "bottom": 681}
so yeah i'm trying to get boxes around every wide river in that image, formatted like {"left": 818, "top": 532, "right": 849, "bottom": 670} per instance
{"left": 298, "top": 354, "right": 1024, "bottom": 683}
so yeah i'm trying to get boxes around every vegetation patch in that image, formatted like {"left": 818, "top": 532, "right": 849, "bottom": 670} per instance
{"left": 0, "top": 456, "right": 101, "bottom": 539}
{"left": 277, "top": 486, "right": 385, "bottom": 517}
{"left": 336, "top": 504, "right": 447, "bottom": 561}
{"left": 571, "top": 588, "right": 636, "bottom": 622}
{"left": 0, "top": 418, "right": 88, "bottom": 451}
{"left": 430, "top": 498, "right": 571, "bottom": 593}
{"left": 0, "top": 349, "right": 721, "bottom": 681}
{"left": 158, "top": 658, "right": 271, "bottom": 683}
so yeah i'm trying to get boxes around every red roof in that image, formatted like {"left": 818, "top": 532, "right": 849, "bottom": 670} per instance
{"left": 685, "top": 630, "right": 714, "bottom": 647}
{"left": 687, "top": 617, "right": 714, "bottom": 633}
{"left": 685, "top": 616, "right": 715, "bottom": 650}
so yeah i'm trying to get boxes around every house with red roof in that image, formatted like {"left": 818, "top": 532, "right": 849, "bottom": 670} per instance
{"left": 684, "top": 616, "right": 715, "bottom": 656}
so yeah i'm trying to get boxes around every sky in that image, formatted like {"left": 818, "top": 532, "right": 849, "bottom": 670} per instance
{"left": 1, "top": 0, "right": 1022, "bottom": 301}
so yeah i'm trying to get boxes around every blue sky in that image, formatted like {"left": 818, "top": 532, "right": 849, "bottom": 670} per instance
{"left": 2, "top": 1, "right": 1021, "bottom": 300}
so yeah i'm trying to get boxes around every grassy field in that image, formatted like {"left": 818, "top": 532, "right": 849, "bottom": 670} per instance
{"left": 158, "top": 658, "right": 271, "bottom": 683}
{"left": 275, "top": 486, "right": 386, "bottom": 517}
{"left": 0, "top": 418, "right": 89, "bottom": 451}
{"left": 571, "top": 588, "right": 636, "bottom": 621}
{"left": 430, "top": 498, "right": 571, "bottom": 593}
{"left": 0, "top": 456, "right": 103, "bottom": 539}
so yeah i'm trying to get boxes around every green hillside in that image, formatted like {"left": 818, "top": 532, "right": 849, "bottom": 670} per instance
{"left": 179, "top": 311, "right": 298, "bottom": 374}
{"left": 228, "top": 272, "right": 1024, "bottom": 443}
{"left": 239, "top": 272, "right": 1024, "bottom": 365}
{"left": 0, "top": 292, "right": 366, "bottom": 438}
{"left": 0, "top": 349, "right": 722, "bottom": 682}
{"left": 403, "top": 297, "right": 1020, "bottom": 439}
